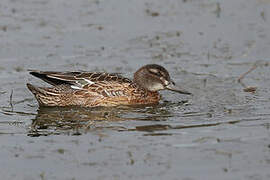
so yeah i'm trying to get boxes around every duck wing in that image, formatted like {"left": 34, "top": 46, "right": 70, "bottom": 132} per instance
{"left": 28, "top": 70, "right": 132, "bottom": 89}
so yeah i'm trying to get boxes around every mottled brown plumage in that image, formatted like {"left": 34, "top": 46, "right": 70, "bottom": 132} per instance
{"left": 27, "top": 64, "right": 191, "bottom": 107}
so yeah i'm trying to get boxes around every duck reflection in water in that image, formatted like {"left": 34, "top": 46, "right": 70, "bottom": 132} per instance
{"left": 29, "top": 102, "right": 181, "bottom": 136}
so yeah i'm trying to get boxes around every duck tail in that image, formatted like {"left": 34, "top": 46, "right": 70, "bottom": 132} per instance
{"left": 26, "top": 83, "right": 60, "bottom": 106}
{"left": 27, "top": 83, "right": 47, "bottom": 95}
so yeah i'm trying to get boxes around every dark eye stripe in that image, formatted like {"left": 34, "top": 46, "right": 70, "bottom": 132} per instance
{"left": 160, "top": 71, "right": 166, "bottom": 77}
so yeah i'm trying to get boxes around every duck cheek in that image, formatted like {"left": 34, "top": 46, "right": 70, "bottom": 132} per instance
{"left": 147, "top": 83, "right": 165, "bottom": 92}
{"left": 160, "top": 77, "right": 170, "bottom": 86}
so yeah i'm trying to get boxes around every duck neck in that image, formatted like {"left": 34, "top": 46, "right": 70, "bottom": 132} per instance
{"left": 133, "top": 70, "right": 151, "bottom": 92}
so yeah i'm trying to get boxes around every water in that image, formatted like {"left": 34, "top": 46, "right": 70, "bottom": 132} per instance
{"left": 0, "top": 0, "right": 270, "bottom": 179}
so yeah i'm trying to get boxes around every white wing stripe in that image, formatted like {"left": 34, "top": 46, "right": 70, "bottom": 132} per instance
{"left": 71, "top": 85, "right": 82, "bottom": 90}
{"left": 83, "top": 78, "right": 94, "bottom": 85}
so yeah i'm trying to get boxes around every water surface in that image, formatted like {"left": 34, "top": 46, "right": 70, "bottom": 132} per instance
{"left": 0, "top": 0, "right": 270, "bottom": 179}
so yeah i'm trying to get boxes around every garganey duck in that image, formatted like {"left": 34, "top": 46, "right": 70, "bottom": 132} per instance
{"left": 27, "top": 64, "right": 191, "bottom": 107}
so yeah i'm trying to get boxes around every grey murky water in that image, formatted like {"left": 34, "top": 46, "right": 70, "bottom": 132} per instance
{"left": 1, "top": 0, "right": 270, "bottom": 179}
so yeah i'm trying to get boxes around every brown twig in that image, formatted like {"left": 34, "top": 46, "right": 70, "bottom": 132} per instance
{"left": 237, "top": 62, "right": 258, "bottom": 93}
{"left": 237, "top": 63, "right": 258, "bottom": 82}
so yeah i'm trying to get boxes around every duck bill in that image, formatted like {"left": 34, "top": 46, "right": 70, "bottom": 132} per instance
{"left": 165, "top": 83, "right": 192, "bottom": 95}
